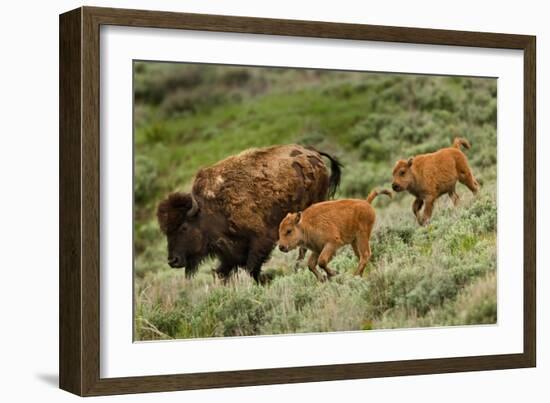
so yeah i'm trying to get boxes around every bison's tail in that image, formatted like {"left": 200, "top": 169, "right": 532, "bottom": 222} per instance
{"left": 366, "top": 189, "right": 393, "bottom": 204}
{"left": 453, "top": 137, "right": 471, "bottom": 150}
{"left": 318, "top": 151, "right": 343, "bottom": 199}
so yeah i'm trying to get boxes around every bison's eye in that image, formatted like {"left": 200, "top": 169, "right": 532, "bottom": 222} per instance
{"left": 400, "top": 170, "right": 405, "bottom": 176}
{"left": 286, "top": 229, "right": 292, "bottom": 235}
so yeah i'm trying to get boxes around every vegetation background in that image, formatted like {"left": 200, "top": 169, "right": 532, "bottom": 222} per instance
{"left": 133, "top": 61, "right": 497, "bottom": 341}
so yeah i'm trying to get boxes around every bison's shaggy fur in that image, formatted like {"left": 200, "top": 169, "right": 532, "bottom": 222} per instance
{"left": 391, "top": 137, "right": 479, "bottom": 225}
{"left": 278, "top": 189, "right": 391, "bottom": 281}
{"left": 157, "top": 144, "right": 342, "bottom": 282}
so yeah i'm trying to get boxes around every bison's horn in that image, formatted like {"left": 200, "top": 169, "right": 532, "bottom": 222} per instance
{"left": 187, "top": 193, "right": 200, "bottom": 217}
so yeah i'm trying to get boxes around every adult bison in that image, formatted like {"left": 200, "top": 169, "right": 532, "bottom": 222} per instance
{"left": 156, "top": 144, "right": 342, "bottom": 282}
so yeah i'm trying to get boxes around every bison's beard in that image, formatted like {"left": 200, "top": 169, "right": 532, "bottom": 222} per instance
{"left": 183, "top": 256, "right": 203, "bottom": 278}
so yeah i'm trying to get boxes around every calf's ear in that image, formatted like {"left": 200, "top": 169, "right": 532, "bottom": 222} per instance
{"left": 295, "top": 211, "right": 302, "bottom": 224}
{"left": 407, "top": 157, "right": 414, "bottom": 167}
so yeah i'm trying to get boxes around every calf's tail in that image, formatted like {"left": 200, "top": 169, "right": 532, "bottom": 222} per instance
{"left": 452, "top": 137, "right": 471, "bottom": 150}
{"left": 366, "top": 189, "right": 393, "bottom": 204}
{"left": 318, "top": 150, "right": 343, "bottom": 199}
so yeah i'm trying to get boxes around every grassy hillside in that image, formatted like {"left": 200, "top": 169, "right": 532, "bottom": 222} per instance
{"left": 133, "top": 61, "right": 497, "bottom": 340}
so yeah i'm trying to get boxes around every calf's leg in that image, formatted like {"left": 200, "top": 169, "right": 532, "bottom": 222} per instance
{"left": 307, "top": 252, "right": 324, "bottom": 282}
{"left": 459, "top": 169, "right": 480, "bottom": 195}
{"left": 351, "top": 242, "right": 360, "bottom": 259}
{"left": 353, "top": 232, "right": 372, "bottom": 276}
{"left": 317, "top": 243, "right": 339, "bottom": 279}
{"left": 294, "top": 247, "right": 307, "bottom": 272}
{"left": 420, "top": 196, "right": 436, "bottom": 225}
{"left": 448, "top": 189, "right": 460, "bottom": 206}
{"left": 412, "top": 198, "right": 424, "bottom": 222}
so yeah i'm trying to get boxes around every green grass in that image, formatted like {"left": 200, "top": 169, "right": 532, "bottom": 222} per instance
{"left": 133, "top": 62, "right": 497, "bottom": 340}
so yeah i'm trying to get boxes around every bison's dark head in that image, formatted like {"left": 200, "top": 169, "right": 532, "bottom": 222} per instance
{"left": 156, "top": 192, "right": 206, "bottom": 277}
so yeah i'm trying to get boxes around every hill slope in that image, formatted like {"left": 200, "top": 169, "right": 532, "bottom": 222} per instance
{"left": 133, "top": 62, "right": 497, "bottom": 340}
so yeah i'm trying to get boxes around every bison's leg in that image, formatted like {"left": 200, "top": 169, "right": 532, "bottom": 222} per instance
{"left": 213, "top": 260, "right": 238, "bottom": 283}
{"left": 306, "top": 252, "right": 325, "bottom": 282}
{"left": 353, "top": 231, "right": 372, "bottom": 276}
{"left": 249, "top": 258, "right": 270, "bottom": 284}
{"left": 458, "top": 169, "right": 480, "bottom": 195}
{"left": 412, "top": 198, "right": 424, "bottom": 223}
{"left": 246, "top": 238, "right": 274, "bottom": 284}
{"left": 420, "top": 196, "right": 436, "bottom": 225}
{"left": 317, "top": 243, "right": 338, "bottom": 279}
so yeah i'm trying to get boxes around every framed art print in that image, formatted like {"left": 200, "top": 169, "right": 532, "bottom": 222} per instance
{"left": 59, "top": 6, "right": 536, "bottom": 396}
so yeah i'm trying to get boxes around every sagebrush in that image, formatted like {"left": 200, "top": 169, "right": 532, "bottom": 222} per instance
{"left": 133, "top": 62, "right": 497, "bottom": 340}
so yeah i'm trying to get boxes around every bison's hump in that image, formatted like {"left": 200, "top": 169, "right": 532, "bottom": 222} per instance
{"left": 192, "top": 144, "right": 329, "bottom": 233}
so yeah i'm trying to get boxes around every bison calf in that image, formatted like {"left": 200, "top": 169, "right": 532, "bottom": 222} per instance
{"left": 391, "top": 137, "right": 479, "bottom": 225}
{"left": 278, "top": 189, "right": 391, "bottom": 281}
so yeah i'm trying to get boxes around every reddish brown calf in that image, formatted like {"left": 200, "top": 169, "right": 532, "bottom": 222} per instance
{"left": 278, "top": 189, "right": 391, "bottom": 281}
{"left": 391, "top": 137, "right": 479, "bottom": 225}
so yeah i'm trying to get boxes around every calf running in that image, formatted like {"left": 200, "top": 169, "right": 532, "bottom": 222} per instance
{"left": 391, "top": 137, "right": 479, "bottom": 225}
{"left": 278, "top": 189, "right": 392, "bottom": 281}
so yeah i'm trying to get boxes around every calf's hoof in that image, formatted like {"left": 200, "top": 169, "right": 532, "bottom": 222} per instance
{"left": 318, "top": 275, "right": 327, "bottom": 282}
{"left": 325, "top": 269, "right": 338, "bottom": 279}
{"left": 418, "top": 217, "right": 430, "bottom": 226}
{"left": 293, "top": 261, "right": 302, "bottom": 272}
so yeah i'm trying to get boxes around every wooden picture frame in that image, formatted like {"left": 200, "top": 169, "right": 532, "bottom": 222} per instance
{"left": 59, "top": 6, "right": 536, "bottom": 396}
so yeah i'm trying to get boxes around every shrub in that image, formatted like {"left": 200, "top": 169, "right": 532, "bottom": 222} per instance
{"left": 455, "top": 273, "right": 497, "bottom": 325}
{"left": 339, "top": 161, "right": 392, "bottom": 198}
{"left": 134, "top": 155, "right": 158, "bottom": 204}
{"left": 133, "top": 66, "right": 498, "bottom": 339}
{"left": 134, "top": 63, "right": 204, "bottom": 105}
{"left": 220, "top": 68, "right": 251, "bottom": 86}
{"left": 160, "top": 87, "right": 234, "bottom": 118}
